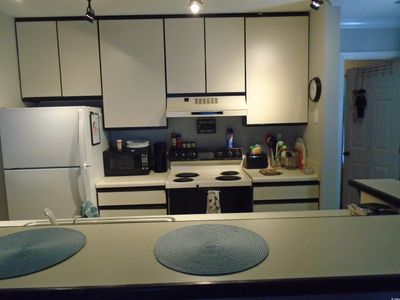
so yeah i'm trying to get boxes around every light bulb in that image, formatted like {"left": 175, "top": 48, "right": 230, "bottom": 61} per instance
{"left": 190, "top": 2, "right": 201, "bottom": 14}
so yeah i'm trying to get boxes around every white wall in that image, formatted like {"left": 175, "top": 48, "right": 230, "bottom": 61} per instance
{"left": 304, "top": 4, "right": 341, "bottom": 209}
{"left": 0, "top": 10, "right": 22, "bottom": 220}
{"left": 341, "top": 28, "right": 400, "bottom": 52}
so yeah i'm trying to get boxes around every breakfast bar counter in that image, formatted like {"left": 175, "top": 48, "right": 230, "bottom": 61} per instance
{"left": 1, "top": 211, "right": 400, "bottom": 299}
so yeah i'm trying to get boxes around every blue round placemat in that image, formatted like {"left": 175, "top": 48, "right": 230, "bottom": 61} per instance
{"left": 0, "top": 227, "right": 86, "bottom": 280}
{"left": 154, "top": 224, "right": 269, "bottom": 275}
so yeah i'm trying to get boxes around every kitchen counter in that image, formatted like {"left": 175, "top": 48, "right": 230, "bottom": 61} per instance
{"left": 243, "top": 168, "right": 319, "bottom": 183}
{"left": 349, "top": 178, "right": 400, "bottom": 207}
{"left": 95, "top": 171, "right": 169, "bottom": 189}
{"left": 95, "top": 168, "right": 317, "bottom": 190}
{"left": 1, "top": 212, "right": 399, "bottom": 298}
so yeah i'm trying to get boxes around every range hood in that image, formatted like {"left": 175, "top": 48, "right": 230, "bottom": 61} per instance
{"left": 166, "top": 95, "right": 247, "bottom": 118}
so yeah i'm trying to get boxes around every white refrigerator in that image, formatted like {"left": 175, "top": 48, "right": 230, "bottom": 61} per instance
{"left": 0, "top": 106, "right": 108, "bottom": 220}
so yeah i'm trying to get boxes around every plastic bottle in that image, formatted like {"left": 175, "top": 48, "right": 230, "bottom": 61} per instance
{"left": 171, "top": 133, "right": 176, "bottom": 148}
{"left": 176, "top": 134, "right": 182, "bottom": 148}
{"left": 226, "top": 128, "right": 234, "bottom": 149}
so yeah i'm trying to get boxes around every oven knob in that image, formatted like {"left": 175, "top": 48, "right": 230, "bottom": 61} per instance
{"left": 227, "top": 150, "right": 233, "bottom": 159}
{"left": 216, "top": 151, "right": 223, "bottom": 159}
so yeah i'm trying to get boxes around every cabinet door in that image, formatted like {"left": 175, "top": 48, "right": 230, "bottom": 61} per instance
{"left": 165, "top": 18, "right": 205, "bottom": 94}
{"left": 16, "top": 21, "right": 61, "bottom": 98}
{"left": 205, "top": 17, "right": 245, "bottom": 93}
{"left": 58, "top": 21, "right": 101, "bottom": 96}
{"left": 246, "top": 16, "right": 309, "bottom": 124}
{"left": 99, "top": 19, "right": 166, "bottom": 128}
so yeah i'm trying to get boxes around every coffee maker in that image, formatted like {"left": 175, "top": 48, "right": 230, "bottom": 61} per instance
{"left": 153, "top": 142, "right": 167, "bottom": 173}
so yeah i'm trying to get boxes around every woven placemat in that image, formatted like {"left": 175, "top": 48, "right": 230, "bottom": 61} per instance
{"left": 0, "top": 228, "right": 86, "bottom": 280}
{"left": 154, "top": 224, "right": 269, "bottom": 276}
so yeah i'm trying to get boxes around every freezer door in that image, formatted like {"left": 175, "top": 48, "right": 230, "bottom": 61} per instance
{"left": 5, "top": 168, "right": 83, "bottom": 220}
{"left": 0, "top": 107, "right": 80, "bottom": 169}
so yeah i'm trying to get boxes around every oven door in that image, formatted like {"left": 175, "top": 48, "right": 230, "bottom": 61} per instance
{"left": 167, "top": 187, "right": 253, "bottom": 215}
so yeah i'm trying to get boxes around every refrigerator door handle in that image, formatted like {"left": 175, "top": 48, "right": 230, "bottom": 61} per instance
{"left": 78, "top": 109, "right": 91, "bottom": 203}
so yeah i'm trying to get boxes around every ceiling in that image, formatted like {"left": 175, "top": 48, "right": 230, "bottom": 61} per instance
{"left": 0, "top": 0, "right": 399, "bottom": 26}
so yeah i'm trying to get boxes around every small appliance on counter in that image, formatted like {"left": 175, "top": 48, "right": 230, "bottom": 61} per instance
{"left": 246, "top": 153, "right": 268, "bottom": 169}
{"left": 153, "top": 142, "right": 167, "bottom": 173}
{"left": 103, "top": 140, "right": 150, "bottom": 176}
{"left": 245, "top": 144, "right": 268, "bottom": 169}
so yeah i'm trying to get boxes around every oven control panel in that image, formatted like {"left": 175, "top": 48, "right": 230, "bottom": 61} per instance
{"left": 169, "top": 148, "right": 243, "bottom": 161}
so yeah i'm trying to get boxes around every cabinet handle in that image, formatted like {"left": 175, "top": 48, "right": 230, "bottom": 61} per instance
{"left": 343, "top": 151, "right": 350, "bottom": 156}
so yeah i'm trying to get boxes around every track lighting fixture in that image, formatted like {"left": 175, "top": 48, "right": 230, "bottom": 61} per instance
{"left": 310, "top": 0, "right": 324, "bottom": 10}
{"left": 189, "top": 0, "right": 203, "bottom": 14}
{"left": 85, "top": 0, "right": 95, "bottom": 23}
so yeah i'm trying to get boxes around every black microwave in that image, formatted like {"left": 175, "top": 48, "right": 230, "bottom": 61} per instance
{"left": 103, "top": 148, "right": 150, "bottom": 176}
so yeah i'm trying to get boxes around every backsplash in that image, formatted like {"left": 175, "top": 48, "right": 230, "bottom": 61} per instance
{"left": 106, "top": 117, "right": 306, "bottom": 152}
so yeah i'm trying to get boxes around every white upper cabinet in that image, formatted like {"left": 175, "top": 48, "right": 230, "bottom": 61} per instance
{"left": 99, "top": 19, "right": 166, "bottom": 128}
{"left": 165, "top": 18, "right": 205, "bottom": 94}
{"left": 205, "top": 17, "right": 245, "bottom": 93}
{"left": 58, "top": 21, "right": 101, "bottom": 96}
{"left": 17, "top": 22, "right": 61, "bottom": 98}
{"left": 16, "top": 20, "right": 101, "bottom": 98}
{"left": 246, "top": 16, "right": 309, "bottom": 125}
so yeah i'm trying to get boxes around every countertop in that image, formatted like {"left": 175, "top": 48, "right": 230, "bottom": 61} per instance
{"left": 0, "top": 211, "right": 399, "bottom": 298}
{"left": 95, "top": 171, "right": 169, "bottom": 189}
{"left": 95, "top": 167, "right": 317, "bottom": 190}
{"left": 243, "top": 168, "right": 319, "bottom": 183}
{"left": 349, "top": 178, "right": 400, "bottom": 206}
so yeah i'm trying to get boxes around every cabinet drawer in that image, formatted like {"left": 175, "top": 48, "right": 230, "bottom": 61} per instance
{"left": 254, "top": 202, "right": 318, "bottom": 212}
{"left": 254, "top": 185, "right": 319, "bottom": 201}
{"left": 98, "top": 190, "right": 166, "bottom": 206}
{"left": 100, "top": 208, "right": 167, "bottom": 217}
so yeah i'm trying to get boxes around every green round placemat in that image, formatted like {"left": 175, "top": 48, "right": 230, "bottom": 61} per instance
{"left": 154, "top": 224, "right": 269, "bottom": 275}
{"left": 0, "top": 227, "right": 86, "bottom": 280}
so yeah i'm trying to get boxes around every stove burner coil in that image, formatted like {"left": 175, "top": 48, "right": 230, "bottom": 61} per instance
{"left": 215, "top": 175, "right": 242, "bottom": 181}
{"left": 173, "top": 178, "right": 194, "bottom": 183}
{"left": 220, "top": 171, "right": 239, "bottom": 176}
{"left": 175, "top": 173, "right": 199, "bottom": 178}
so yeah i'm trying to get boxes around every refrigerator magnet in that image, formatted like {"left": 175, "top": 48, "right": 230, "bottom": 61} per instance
{"left": 90, "top": 112, "right": 101, "bottom": 145}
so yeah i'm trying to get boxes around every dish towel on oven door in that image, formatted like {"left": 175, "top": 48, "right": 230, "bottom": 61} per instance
{"left": 207, "top": 190, "right": 221, "bottom": 213}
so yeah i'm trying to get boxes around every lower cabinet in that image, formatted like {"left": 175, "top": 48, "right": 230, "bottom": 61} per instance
{"left": 253, "top": 181, "right": 319, "bottom": 212}
{"left": 97, "top": 187, "right": 167, "bottom": 217}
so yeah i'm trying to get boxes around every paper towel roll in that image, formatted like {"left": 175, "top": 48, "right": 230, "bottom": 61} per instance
{"left": 207, "top": 190, "right": 221, "bottom": 213}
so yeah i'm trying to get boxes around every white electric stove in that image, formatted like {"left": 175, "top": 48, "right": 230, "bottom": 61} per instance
{"left": 166, "top": 160, "right": 252, "bottom": 189}
{"left": 166, "top": 148, "right": 253, "bottom": 214}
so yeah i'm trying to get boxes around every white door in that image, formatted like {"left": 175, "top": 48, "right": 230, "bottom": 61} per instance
{"left": 5, "top": 168, "right": 83, "bottom": 220}
{"left": 0, "top": 107, "right": 80, "bottom": 168}
{"left": 99, "top": 19, "right": 166, "bottom": 128}
{"left": 342, "top": 62, "right": 400, "bottom": 207}
{"left": 58, "top": 20, "right": 102, "bottom": 96}
{"left": 165, "top": 18, "right": 205, "bottom": 94}
{"left": 16, "top": 21, "right": 61, "bottom": 98}
{"left": 246, "top": 16, "right": 308, "bottom": 125}
{"left": 205, "top": 17, "right": 245, "bottom": 93}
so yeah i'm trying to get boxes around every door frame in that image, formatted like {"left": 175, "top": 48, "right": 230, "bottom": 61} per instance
{"left": 338, "top": 51, "right": 400, "bottom": 207}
